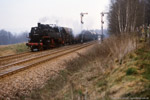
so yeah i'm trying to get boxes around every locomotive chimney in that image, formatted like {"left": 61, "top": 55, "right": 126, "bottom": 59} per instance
{"left": 38, "top": 23, "right": 41, "bottom": 27}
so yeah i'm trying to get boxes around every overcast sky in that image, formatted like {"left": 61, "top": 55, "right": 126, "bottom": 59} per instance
{"left": 0, "top": 0, "right": 110, "bottom": 34}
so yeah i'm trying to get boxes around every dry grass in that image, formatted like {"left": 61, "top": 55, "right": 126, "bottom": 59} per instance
{"left": 0, "top": 43, "right": 29, "bottom": 56}
{"left": 20, "top": 34, "right": 144, "bottom": 100}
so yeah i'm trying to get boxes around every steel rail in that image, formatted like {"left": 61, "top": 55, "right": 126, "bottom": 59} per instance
{"left": 0, "top": 43, "right": 92, "bottom": 70}
{"left": 0, "top": 42, "right": 94, "bottom": 79}
{"left": 0, "top": 43, "right": 84, "bottom": 65}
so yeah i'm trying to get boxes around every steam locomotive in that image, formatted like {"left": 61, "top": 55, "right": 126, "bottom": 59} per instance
{"left": 26, "top": 23, "right": 74, "bottom": 51}
{"left": 26, "top": 23, "right": 97, "bottom": 51}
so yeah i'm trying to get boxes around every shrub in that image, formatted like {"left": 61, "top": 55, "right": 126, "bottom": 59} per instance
{"left": 126, "top": 67, "right": 137, "bottom": 75}
{"left": 143, "top": 65, "right": 150, "bottom": 80}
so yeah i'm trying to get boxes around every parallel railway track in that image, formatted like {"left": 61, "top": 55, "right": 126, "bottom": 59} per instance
{"left": 0, "top": 52, "right": 31, "bottom": 64}
{"left": 0, "top": 42, "right": 95, "bottom": 79}
{"left": 0, "top": 52, "right": 30, "bottom": 59}
{"left": 0, "top": 44, "right": 85, "bottom": 65}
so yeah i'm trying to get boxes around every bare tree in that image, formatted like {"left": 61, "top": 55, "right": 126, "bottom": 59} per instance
{"left": 108, "top": 0, "right": 146, "bottom": 35}
{"left": 145, "top": 0, "right": 150, "bottom": 25}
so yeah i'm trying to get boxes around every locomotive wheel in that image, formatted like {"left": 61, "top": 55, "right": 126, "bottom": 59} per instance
{"left": 39, "top": 46, "right": 43, "bottom": 51}
{"left": 31, "top": 48, "right": 34, "bottom": 52}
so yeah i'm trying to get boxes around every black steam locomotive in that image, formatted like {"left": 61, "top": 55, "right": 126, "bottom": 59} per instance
{"left": 26, "top": 23, "right": 74, "bottom": 51}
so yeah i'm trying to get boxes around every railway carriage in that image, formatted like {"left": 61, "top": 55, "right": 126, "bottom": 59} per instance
{"left": 74, "top": 30, "right": 98, "bottom": 43}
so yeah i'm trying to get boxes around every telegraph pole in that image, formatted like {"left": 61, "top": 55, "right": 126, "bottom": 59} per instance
{"left": 101, "top": 12, "right": 108, "bottom": 42}
{"left": 80, "top": 12, "right": 88, "bottom": 43}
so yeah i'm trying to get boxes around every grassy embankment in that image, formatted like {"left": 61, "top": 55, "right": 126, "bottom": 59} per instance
{"left": 17, "top": 34, "right": 150, "bottom": 100}
{"left": 0, "top": 43, "right": 29, "bottom": 56}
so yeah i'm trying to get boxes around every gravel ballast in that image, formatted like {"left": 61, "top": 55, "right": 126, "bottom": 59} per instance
{"left": 0, "top": 44, "right": 94, "bottom": 99}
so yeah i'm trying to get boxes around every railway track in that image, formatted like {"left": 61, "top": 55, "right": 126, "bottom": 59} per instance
{"left": 0, "top": 43, "right": 91, "bottom": 70}
{"left": 0, "top": 52, "right": 31, "bottom": 63}
{"left": 0, "top": 44, "right": 84, "bottom": 66}
{"left": 0, "top": 42, "right": 95, "bottom": 79}
{"left": 0, "top": 52, "right": 30, "bottom": 59}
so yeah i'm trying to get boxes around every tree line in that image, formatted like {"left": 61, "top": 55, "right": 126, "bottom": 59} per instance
{"left": 0, "top": 30, "right": 28, "bottom": 45}
{"left": 108, "top": 0, "right": 150, "bottom": 34}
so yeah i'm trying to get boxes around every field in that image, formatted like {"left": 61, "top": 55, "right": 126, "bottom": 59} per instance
{"left": 0, "top": 43, "right": 29, "bottom": 56}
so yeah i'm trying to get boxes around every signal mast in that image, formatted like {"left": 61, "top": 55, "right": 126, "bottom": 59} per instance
{"left": 80, "top": 12, "right": 88, "bottom": 43}
{"left": 101, "top": 12, "right": 108, "bottom": 42}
